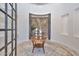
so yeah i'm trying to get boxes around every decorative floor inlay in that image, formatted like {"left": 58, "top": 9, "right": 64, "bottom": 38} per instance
{"left": 17, "top": 40, "right": 79, "bottom": 56}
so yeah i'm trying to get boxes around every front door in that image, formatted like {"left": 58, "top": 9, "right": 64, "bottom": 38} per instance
{"left": 0, "top": 3, "right": 17, "bottom": 56}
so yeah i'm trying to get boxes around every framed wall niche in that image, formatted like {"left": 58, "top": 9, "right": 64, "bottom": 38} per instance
{"left": 60, "top": 13, "right": 69, "bottom": 36}
{"left": 73, "top": 8, "right": 79, "bottom": 38}
{"left": 29, "top": 13, "right": 51, "bottom": 40}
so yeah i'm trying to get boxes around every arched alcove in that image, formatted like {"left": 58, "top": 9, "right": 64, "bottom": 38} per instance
{"left": 29, "top": 13, "right": 51, "bottom": 40}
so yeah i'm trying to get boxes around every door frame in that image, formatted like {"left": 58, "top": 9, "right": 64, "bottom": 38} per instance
{"left": 29, "top": 13, "right": 51, "bottom": 40}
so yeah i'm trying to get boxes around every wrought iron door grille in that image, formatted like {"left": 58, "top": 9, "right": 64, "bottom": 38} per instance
{"left": 0, "top": 3, "right": 17, "bottom": 56}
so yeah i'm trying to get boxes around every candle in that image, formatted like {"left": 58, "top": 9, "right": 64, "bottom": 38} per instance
{"left": 35, "top": 28, "right": 38, "bottom": 37}
{"left": 39, "top": 29, "right": 42, "bottom": 36}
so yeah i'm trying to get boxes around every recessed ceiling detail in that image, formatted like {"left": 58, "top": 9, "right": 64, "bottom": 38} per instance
{"left": 31, "top": 3, "right": 48, "bottom": 5}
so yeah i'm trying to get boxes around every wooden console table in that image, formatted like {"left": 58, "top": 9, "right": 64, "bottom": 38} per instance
{"left": 31, "top": 36, "right": 46, "bottom": 53}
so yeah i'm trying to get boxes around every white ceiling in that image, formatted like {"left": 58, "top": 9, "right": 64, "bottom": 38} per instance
{"left": 17, "top": 3, "right": 79, "bottom": 16}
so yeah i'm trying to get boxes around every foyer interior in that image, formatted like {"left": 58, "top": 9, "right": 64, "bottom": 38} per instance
{"left": 0, "top": 3, "right": 79, "bottom": 56}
